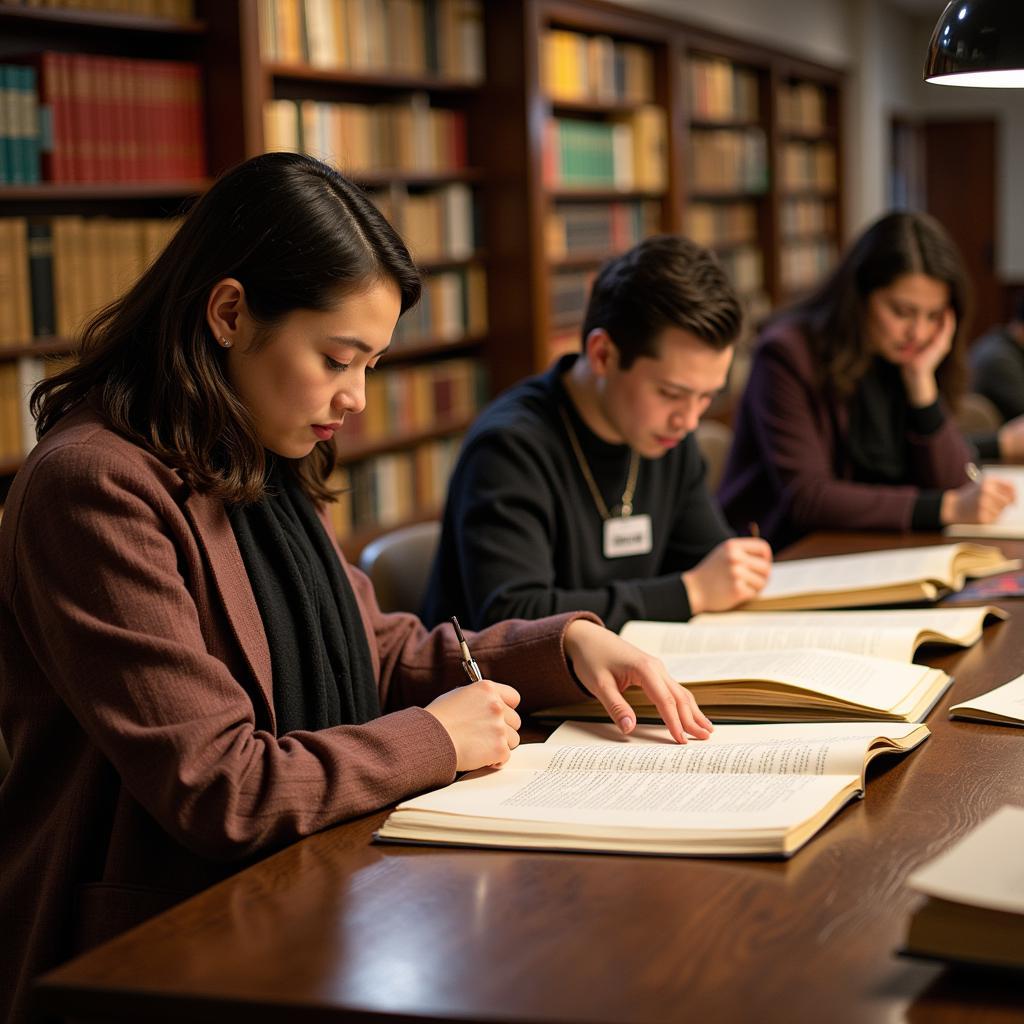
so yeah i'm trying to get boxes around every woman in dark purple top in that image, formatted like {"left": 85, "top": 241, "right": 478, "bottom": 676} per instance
{"left": 719, "top": 211, "right": 1015, "bottom": 550}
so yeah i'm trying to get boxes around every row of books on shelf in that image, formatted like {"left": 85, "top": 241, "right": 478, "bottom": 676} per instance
{"left": 0, "top": 65, "right": 38, "bottom": 186}
{"left": 0, "top": 52, "right": 204, "bottom": 185}
{"left": 687, "top": 55, "right": 759, "bottom": 123}
{"left": 543, "top": 110, "right": 666, "bottom": 192}
{"left": 371, "top": 182, "right": 477, "bottom": 262}
{"left": 685, "top": 200, "right": 759, "bottom": 248}
{"left": 715, "top": 245, "right": 764, "bottom": 299}
{"left": 0, "top": 0, "right": 194, "bottom": 17}
{"left": 779, "top": 140, "right": 836, "bottom": 192}
{"left": 689, "top": 127, "right": 767, "bottom": 194}
{"left": 0, "top": 353, "right": 72, "bottom": 463}
{"left": 551, "top": 268, "right": 594, "bottom": 326}
{"left": 326, "top": 434, "right": 461, "bottom": 540}
{"left": 545, "top": 199, "right": 659, "bottom": 261}
{"left": 542, "top": 28, "right": 654, "bottom": 105}
{"left": 390, "top": 264, "right": 486, "bottom": 347}
{"left": 263, "top": 94, "right": 466, "bottom": 176}
{"left": 0, "top": 215, "right": 178, "bottom": 347}
{"left": 333, "top": 356, "right": 484, "bottom": 444}
{"left": 781, "top": 196, "right": 836, "bottom": 236}
{"left": 258, "top": 0, "right": 484, "bottom": 81}
{"left": 777, "top": 80, "right": 831, "bottom": 134}
{"left": 780, "top": 238, "right": 838, "bottom": 292}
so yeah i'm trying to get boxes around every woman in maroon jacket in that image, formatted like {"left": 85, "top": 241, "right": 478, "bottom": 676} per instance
{"left": 0, "top": 153, "right": 711, "bottom": 1024}
{"left": 719, "top": 210, "right": 1015, "bottom": 550}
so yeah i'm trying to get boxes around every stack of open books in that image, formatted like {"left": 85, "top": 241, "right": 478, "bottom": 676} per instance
{"left": 540, "top": 543, "right": 1014, "bottom": 725}
{"left": 378, "top": 542, "right": 1015, "bottom": 860}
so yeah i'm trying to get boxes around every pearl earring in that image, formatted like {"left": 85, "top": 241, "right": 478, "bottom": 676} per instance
{"left": 220, "top": 336, "right": 232, "bottom": 348}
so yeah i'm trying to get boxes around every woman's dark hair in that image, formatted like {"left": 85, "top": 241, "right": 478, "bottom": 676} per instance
{"left": 32, "top": 152, "right": 421, "bottom": 504}
{"left": 769, "top": 210, "right": 972, "bottom": 405}
{"left": 581, "top": 235, "right": 742, "bottom": 368}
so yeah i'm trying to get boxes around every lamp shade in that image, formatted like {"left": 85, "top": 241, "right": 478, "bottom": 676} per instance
{"left": 924, "top": 0, "right": 1024, "bottom": 87}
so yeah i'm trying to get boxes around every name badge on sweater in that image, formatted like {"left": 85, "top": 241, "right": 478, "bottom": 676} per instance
{"left": 603, "top": 514, "right": 652, "bottom": 558}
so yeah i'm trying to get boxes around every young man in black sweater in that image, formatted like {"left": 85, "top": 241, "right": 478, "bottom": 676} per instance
{"left": 421, "top": 235, "right": 773, "bottom": 632}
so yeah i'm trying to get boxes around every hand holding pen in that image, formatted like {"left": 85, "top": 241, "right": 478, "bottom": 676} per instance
{"left": 420, "top": 619, "right": 522, "bottom": 773}
{"left": 940, "top": 461, "right": 1015, "bottom": 526}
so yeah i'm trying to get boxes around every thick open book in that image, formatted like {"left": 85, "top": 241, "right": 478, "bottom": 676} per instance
{"left": 540, "top": 647, "right": 952, "bottom": 723}
{"left": 620, "top": 606, "right": 1006, "bottom": 663}
{"left": 945, "top": 466, "right": 1024, "bottom": 539}
{"left": 376, "top": 720, "right": 929, "bottom": 858}
{"left": 741, "top": 543, "right": 1017, "bottom": 611}
{"left": 903, "top": 805, "right": 1024, "bottom": 970}
{"left": 949, "top": 673, "right": 1024, "bottom": 727}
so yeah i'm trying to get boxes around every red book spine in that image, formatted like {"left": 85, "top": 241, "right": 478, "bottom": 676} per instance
{"left": 126, "top": 60, "right": 145, "bottom": 181}
{"left": 94, "top": 57, "right": 115, "bottom": 182}
{"left": 185, "top": 63, "right": 205, "bottom": 178}
{"left": 38, "top": 52, "right": 67, "bottom": 182}
{"left": 67, "top": 54, "right": 84, "bottom": 181}
{"left": 154, "top": 61, "right": 174, "bottom": 181}
{"left": 134, "top": 60, "right": 156, "bottom": 181}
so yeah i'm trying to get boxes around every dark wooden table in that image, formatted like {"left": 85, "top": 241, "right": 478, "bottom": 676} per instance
{"left": 35, "top": 533, "right": 1024, "bottom": 1023}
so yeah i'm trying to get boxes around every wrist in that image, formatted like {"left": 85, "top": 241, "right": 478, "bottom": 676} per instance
{"left": 903, "top": 374, "right": 938, "bottom": 408}
{"left": 939, "top": 490, "right": 957, "bottom": 525}
{"left": 681, "top": 570, "right": 704, "bottom": 615}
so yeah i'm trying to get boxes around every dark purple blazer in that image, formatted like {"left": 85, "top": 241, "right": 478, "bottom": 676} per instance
{"left": 0, "top": 409, "right": 593, "bottom": 1024}
{"left": 718, "top": 323, "right": 972, "bottom": 549}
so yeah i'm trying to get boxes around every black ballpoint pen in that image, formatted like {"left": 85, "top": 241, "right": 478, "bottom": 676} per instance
{"left": 450, "top": 616, "right": 483, "bottom": 682}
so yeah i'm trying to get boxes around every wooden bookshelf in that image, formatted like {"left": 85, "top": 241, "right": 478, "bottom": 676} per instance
{"left": 0, "top": 0, "right": 847, "bottom": 543}
{"left": 479, "top": 0, "right": 845, "bottom": 399}
{"left": 0, "top": 3, "right": 212, "bottom": 495}
{"left": 231, "top": 0, "right": 489, "bottom": 547}
{"left": 773, "top": 69, "right": 843, "bottom": 302}
{"left": 683, "top": 47, "right": 772, "bottom": 348}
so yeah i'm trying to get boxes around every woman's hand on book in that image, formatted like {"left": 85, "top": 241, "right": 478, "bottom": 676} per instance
{"left": 426, "top": 681, "right": 522, "bottom": 772}
{"left": 682, "top": 537, "right": 773, "bottom": 614}
{"left": 563, "top": 620, "right": 713, "bottom": 744}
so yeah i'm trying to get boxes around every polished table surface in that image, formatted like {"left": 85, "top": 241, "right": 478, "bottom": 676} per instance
{"left": 35, "top": 532, "right": 1024, "bottom": 1023}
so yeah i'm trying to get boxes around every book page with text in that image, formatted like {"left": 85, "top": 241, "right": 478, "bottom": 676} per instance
{"left": 752, "top": 545, "right": 968, "bottom": 602}
{"left": 393, "top": 743, "right": 862, "bottom": 834}
{"left": 655, "top": 648, "right": 938, "bottom": 713}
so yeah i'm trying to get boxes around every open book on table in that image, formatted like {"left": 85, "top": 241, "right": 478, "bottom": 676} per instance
{"left": 902, "top": 805, "right": 1024, "bottom": 970}
{"left": 620, "top": 606, "right": 1006, "bottom": 663}
{"left": 539, "top": 647, "right": 952, "bottom": 724}
{"left": 740, "top": 543, "right": 1017, "bottom": 611}
{"left": 949, "top": 673, "right": 1024, "bottom": 727}
{"left": 376, "top": 720, "right": 929, "bottom": 858}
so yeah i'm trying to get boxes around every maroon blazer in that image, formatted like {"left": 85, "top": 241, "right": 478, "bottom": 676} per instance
{"left": 718, "top": 323, "right": 973, "bottom": 549}
{"left": 0, "top": 409, "right": 594, "bottom": 1024}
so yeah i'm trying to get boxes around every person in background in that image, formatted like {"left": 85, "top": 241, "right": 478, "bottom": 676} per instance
{"left": 421, "top": 235, "right": 772, "bottom": 633}
{"left": 968, "top": 294, "right": 1024, "bottom": 462}
{"left": 0, "top": 154, "right": 712, "bottom": 1024}
{"left": 719, "top": 210, "right": 1015, "bottom": 551}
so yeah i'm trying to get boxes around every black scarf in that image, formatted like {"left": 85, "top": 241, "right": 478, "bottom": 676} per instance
{"left": 846, "top": 357, "right": 908, "bottom": 484}
{"left": 229, "top": 459, "right": 380, "bottom": 733}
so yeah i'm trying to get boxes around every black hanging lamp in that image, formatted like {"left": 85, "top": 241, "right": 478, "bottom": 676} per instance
{"left": 924, "top": 0, "right": 1024, "bottom": 87}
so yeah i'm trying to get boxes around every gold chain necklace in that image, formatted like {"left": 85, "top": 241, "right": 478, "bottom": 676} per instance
{"left": 558, "top": 404, "right": 639, "bottom": 519}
